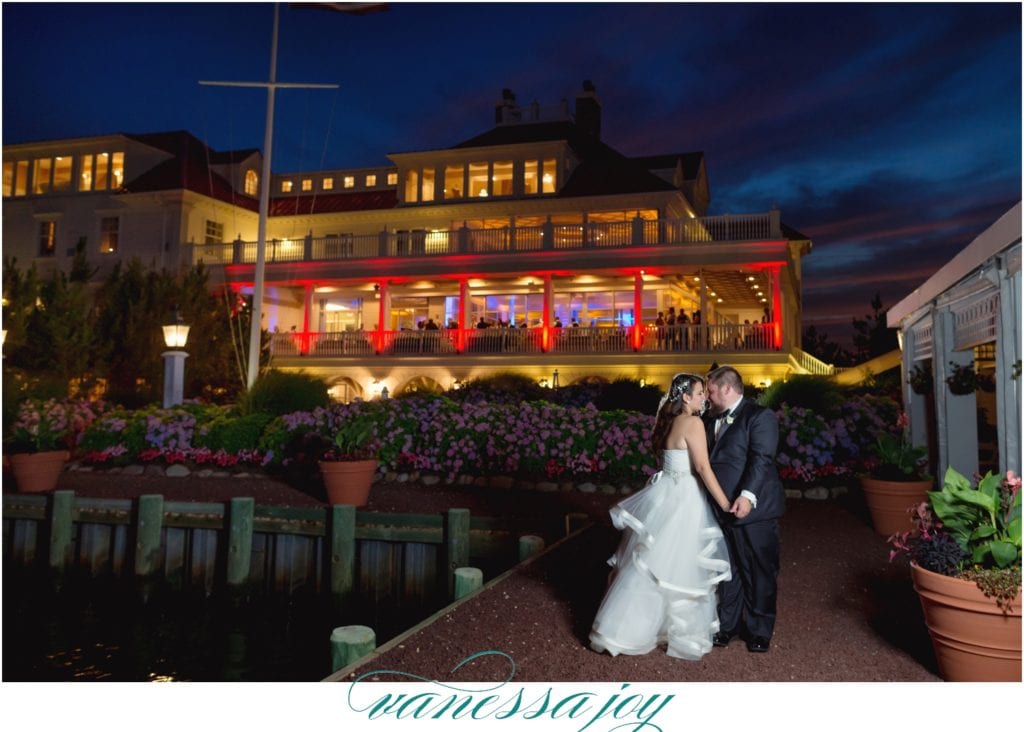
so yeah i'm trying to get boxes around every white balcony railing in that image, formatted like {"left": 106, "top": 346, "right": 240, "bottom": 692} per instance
{"left": 270, "top": 323, "right": 782, "bottom": 359}
{"left": 189, "top": 212, "right": 781, "bottom": 267}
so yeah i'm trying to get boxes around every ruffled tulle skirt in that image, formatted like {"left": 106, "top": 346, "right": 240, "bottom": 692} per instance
{"left": 588, "top": 451, "right": 731, "bottom": 661}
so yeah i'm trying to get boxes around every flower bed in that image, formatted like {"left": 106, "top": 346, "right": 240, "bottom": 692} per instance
{"left": 57, "top": 391, "right": 898, "bottom": 492}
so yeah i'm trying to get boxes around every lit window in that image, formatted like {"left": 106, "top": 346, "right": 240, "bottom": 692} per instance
{"left": 542, "top": 158, "right": 556, "bottom": 193}
{"left": 281, "top": 180, "right": 293, "bottom": 192}
{"left": 79, "top": 155, "right": 94, "bottom": 192}
{"left": 421, "top": 168, "right": 434, "bottom": 202}
{"left": 524, "top": 159, "right": 539, "bottom": 194}
{"left": 322, "top": 177, "right": 334, "bottom": 190}
{"left": 302, "top": 178, "right": 313, "bottom": 192}
{"left": 32, "top": 158, "right": 52, "bottom": 194}
{"left": 387, "top": 172, "right": 397, "bottom": 185}
{"left": 100, "top": 217, "right": 119, "bottom": 254}
{"left": 111, "top": 152, "right": 124, "bottom": 188}
{"left": 53, "top": 156, "right": 73, "bottom": 191}
{"left": 343, "top": 176, "right": 355, "bottom": 188}
{"left": 492, "top": 160, "right": 512, "bottom": 196}
{"left": 95, "top": 153, "right": 110, "bottom": 190}
{"left": 15, "top": 161, "right": 27, "bottom": 196}
{"left": 366, "top": 174, "right": 377, "bottom": 187}
{"left": 2, "top": 162, "right": 12, "bottom": 197}
{"left": 404, "top": 169, "right": 419, "bottom": 202}
{"left": 39, "top": 221, "right": 56, "bottom": 256}
{"left": 205, "top": 220, "right": 224, "bottom": 245}
{"left": 244, "top": 170, "right": 258, "bottom": 195}
{"left": 444, "top": 164, "right": 464, "bottom": 199}
{"left": 468, "top": 162, "right": 488, "bottom": 197}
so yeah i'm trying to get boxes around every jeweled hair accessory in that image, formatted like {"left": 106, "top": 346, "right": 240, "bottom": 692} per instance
{"left": 658, "top": 372, "right": 699, "bottom": 413}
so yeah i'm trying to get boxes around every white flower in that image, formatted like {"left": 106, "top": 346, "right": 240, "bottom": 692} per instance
{"left": 726, "top": 414, "right": 735, "bottom": 425}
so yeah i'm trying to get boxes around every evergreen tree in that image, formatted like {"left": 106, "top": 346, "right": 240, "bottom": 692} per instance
{"left": 851, "top": 292, "right": 899, "bottom": 363}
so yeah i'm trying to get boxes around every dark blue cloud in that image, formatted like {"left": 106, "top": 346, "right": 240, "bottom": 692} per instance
{"left": 2, "top": 2, "right": 1020, "bottom": 348}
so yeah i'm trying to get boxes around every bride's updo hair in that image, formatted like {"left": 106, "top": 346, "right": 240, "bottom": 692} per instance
{"left": 650, "top": 372, "right": 705, "bottom": 456}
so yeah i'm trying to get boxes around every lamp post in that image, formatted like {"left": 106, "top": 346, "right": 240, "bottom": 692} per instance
{"left": 161, "top": 317, "right": 190, "bottom": 408}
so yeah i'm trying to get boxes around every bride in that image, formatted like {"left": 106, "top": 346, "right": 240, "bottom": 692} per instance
{"left": 589, "top": 372, "right": 734, "bottom": 660}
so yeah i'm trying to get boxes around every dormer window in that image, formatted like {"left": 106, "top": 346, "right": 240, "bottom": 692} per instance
{"left": 244, "top": 170, "right": 258, "bottom": 195}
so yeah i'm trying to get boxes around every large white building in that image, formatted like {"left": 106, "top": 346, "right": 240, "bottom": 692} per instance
{"left": 3, "top": 82, "right": 828, "bottom": 399}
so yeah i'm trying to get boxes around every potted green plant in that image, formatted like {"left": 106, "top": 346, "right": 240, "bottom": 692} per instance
{"left": 889, "top": 468, "right": 1021, "bottom": 681}
{"left": 317, "top": 411, "right": 382, "bottom": 506}
{"left": 4, "top": 398, "right": 76, "bottom": 492}
{"left": 860, "top": 412, "right": 933, "bottom": 535}
{"left": 908, "top": 363, "right": 932, "bottom": 395}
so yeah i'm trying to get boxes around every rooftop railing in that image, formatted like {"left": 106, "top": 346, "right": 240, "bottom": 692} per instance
{"left": 188, "top": 212, "right": 781, "bottom": 266}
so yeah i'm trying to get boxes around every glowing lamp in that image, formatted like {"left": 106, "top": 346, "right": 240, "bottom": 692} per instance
{"left": 162, "top": 322, "right": 190, "bottom": 348}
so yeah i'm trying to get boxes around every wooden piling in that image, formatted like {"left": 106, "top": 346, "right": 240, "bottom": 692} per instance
{"left": 565, "top": 512, "right": 589, "bottom": 535}
{"left": 329, "top": 504, "right": 356, "bottom": 604}
{"left": 48, "top": 490, "right": 75, "bottom": 573}
{"left": 226, "top": 497, "right": 255, "bottom": 588}
{"left": 330, "top": 625, "right": 376, "bottom": 673}
{"left": 454, "top": 567, "right": 483, "bottom": 599}
{"left": 518, "top": 534, "right": 545, "bottom": 561}
{"left": 134, "top": 494, "right": 164, "bottom": 578}
{"left": 446, "top": 508, "right": 470, "bottom": 597}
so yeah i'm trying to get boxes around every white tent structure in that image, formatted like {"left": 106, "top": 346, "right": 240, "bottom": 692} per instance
{"left": 888, "top": 202, "right": 1021, "bottom": 480}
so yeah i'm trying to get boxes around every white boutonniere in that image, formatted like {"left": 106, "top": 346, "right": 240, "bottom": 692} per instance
{"left": 725, "top": 414, "right": 735, "bottom": 425}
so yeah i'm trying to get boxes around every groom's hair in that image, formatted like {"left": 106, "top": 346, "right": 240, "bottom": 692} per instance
{"left": 707, "top": 365, "right": 743, "bottom": 393}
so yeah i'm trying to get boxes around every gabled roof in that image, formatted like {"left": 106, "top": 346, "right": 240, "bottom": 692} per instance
{"left": 631, "top": 152, "right": 704, "bottom": 181}
{"left": 453, "top": 121, "right": 678, "bottom": 198}
{"left": 121, "top": 131, "right": 259, "bottom": 211}
{"left": 781, "top": 222, "right": 810, "bottom": 241}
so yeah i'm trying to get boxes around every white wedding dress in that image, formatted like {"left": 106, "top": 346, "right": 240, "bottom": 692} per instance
{"left": 589, "top": 448, "right": 732, "bottom": 660}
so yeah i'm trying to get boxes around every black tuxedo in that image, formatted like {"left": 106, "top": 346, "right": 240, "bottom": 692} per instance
{"left": 705, "top": 398, "right": 784, "bottom": 640}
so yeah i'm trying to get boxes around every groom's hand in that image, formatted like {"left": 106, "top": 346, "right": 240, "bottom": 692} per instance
{"left": 730, "top": 496, "right": 752, "bottom": 519}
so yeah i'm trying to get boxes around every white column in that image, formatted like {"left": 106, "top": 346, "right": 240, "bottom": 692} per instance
{"left": 901, "top": 321, "right": 929, "bottom": 449}
{"left": 162, "top": 351, "right": 189, "bottom": 408}
{"left": 932, "top": 307, "right": 979, "bottom": 479}
{"left": 996, "top": 264, "right": 1021, "bottom": 474}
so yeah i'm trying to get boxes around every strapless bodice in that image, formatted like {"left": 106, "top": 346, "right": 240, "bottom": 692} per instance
{"left": 660, "top": 449, "right": 691, "bottom": 474}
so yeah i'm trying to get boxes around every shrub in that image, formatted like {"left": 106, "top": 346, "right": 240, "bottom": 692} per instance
{"left": 758, "top": 375, "right": 844, "bottom": 416}
{"left": 449, "top": 372, "right": 547, "bottom": 405}
{"left": 238, "top": 369, "right": 330, "bottom": 416}
{"left": 195, "top": 411, "right": 274, "bottom": 455}
{"left": 593, "top": 377, "right": 663, "bottom": 416}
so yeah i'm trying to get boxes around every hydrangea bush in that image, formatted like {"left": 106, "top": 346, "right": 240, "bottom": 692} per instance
{"left": 66, "top": 389, "right": 900, "bottom": 488}
{"left": 5, "top": 398, "right": 110, "bottom": 453}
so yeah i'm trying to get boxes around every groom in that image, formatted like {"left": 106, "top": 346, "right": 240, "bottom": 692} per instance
{"left": 704, "top": 365, "right": 784, "bottom": 652}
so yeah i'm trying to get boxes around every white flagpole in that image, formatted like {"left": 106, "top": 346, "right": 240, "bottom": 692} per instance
{"left": 201, "top": 2, "right": 338, "bottom": 389}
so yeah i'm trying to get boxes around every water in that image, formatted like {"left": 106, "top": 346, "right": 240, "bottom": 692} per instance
{"left": 3, "top": 566, "right": 447, "bottom": 681}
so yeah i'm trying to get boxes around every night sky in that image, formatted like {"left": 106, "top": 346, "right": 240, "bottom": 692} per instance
{"left": 3, "top": 2, "right": 1021, "bottom": 347}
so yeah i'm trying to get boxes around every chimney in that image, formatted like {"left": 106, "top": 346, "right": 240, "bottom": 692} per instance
{"left": 575, "top": 79, "right": 601, "bottom": 139}
{"left": 495, "top": 88, "right": 517, "bottom": 124}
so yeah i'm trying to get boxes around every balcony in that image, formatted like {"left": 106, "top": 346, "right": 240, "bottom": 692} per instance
{"left": 188, "top": 212, "right": 783, "bottom": 267}
{"left": 270, "top": 322, "right": 781, "bottom": 360}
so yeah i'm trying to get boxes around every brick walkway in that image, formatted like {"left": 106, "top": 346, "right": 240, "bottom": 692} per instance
{"left": 328, "top": 498, "right": 940, "bottom": 683}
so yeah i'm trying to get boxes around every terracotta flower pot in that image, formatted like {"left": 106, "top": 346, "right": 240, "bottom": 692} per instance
{"left": 860, "top": 476, "right": 933, "bottom": 536}
{"left": 911, "top": 562, "right": 1021, "bottom": 681}
{"left": 9, "top": 450, "right": 71, "bottom": 493}
{"left": 319, "top": 459, "right": 378, "bottom": 506}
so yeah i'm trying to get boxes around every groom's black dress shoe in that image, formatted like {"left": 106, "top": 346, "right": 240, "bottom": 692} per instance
{"left": 746, "top": 636, "right": 770, "bottom": 653}
{"left": 712, "top": 631, "right": 736, "bottom": 648}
